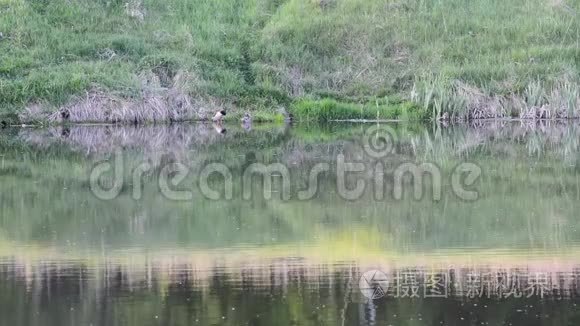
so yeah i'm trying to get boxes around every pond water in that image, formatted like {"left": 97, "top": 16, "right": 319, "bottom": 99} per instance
{"left": 0, "top": 121, "right": 579, "bottom": 325}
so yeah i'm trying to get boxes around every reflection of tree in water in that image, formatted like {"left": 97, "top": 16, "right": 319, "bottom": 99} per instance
{"left": 0, "top": 260, "right": 579, "bottom": 326}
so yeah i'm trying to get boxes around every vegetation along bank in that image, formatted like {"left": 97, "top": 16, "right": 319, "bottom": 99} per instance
{"left": 1, "top": 0, "right": 579, "bottom": 124}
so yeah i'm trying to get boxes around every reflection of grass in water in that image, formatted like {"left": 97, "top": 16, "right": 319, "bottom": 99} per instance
{"left": 1, "top": 234, "right": 580, "bottom": 272}
{"left": 0, "top": 161, "right": 578, "bottom": 252}
{"left": 1, "top": 249, "right": 578, "bottom": 325}
{"left": 0, "top": 122, "right": 579, "bottom": 252}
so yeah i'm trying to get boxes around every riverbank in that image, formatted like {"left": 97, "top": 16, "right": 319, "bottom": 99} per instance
{"left": 1, "top": 0, "right": 579, "bottom": 124}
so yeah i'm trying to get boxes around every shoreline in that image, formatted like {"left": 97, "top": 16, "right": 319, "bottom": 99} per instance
{"left": 3, "top": 116, "right": 580, "bottom": 128}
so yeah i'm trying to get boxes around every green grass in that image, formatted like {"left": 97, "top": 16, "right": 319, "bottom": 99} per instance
{"left": 0, "top": 0, "right": 579, "bottom": 122}
{"left": 291, "top": 98, "right": 426, "bottom": 122}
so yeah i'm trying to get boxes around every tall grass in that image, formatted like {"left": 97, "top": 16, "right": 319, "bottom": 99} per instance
{"left": 291, "top": 98, "right": 426, "bottom": 121}
{"left": 0, "top": 0, "right": 579, "bottom": 122}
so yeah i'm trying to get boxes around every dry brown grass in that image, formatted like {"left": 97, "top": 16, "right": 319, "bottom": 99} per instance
{"left": 34, "top": 70, "right": 224, "bottom": 124}
{"left": 455, "top": 82, "right": 506, "bottom": 120}
{"left": 124, "top": 0, "right": 146, "bottom": 21}
{"left": 414, "top": 77, "right": 580, "bottom": 122}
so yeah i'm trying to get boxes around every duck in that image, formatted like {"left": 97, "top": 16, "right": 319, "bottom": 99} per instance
{"left": 277, "top": 107, "right": 294, "bottom": 123}
{"left": 212, "top": 123, "right": 227, "bottom": 135}
{"left": 241, "top": 112, "right": 252, "bottom": 124}
{"left": 60, "top": 108, "right": 70, "bottom": 121}
{"left": 212, "top": 109, "right": 226, "bottom": 123}
{"left": 241, "top": 112, "right": 252, "bottom": 131}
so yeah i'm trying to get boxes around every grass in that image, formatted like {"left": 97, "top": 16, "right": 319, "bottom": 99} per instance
{"left": 0, "top": 0, "right": 579, "bottom": 123}
{"left": 291, "top": 98, "right": 426, "bottom": 122}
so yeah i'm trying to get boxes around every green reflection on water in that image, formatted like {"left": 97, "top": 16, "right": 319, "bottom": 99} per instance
{"left": 0, "top": 121, "right": 580, "bottom": 325}
{"left": 0, "top": 122, "right": 579, "bottom": 254}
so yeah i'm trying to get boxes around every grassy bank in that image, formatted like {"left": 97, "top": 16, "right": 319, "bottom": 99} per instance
{"left": 0, "top": 0, "right": 579, "bottom": 123}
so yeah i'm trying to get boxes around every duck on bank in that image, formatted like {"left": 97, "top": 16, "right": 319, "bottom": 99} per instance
{"left": 212, "top": 110, "right": 226, "bottom": 123}
{"left": 241, "top": 112, "right": 252, "bottom": 131}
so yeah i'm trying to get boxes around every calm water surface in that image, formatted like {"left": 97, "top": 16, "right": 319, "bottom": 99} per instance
{"left": 0, "top": 121, "right": 579, "bottom": 325}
